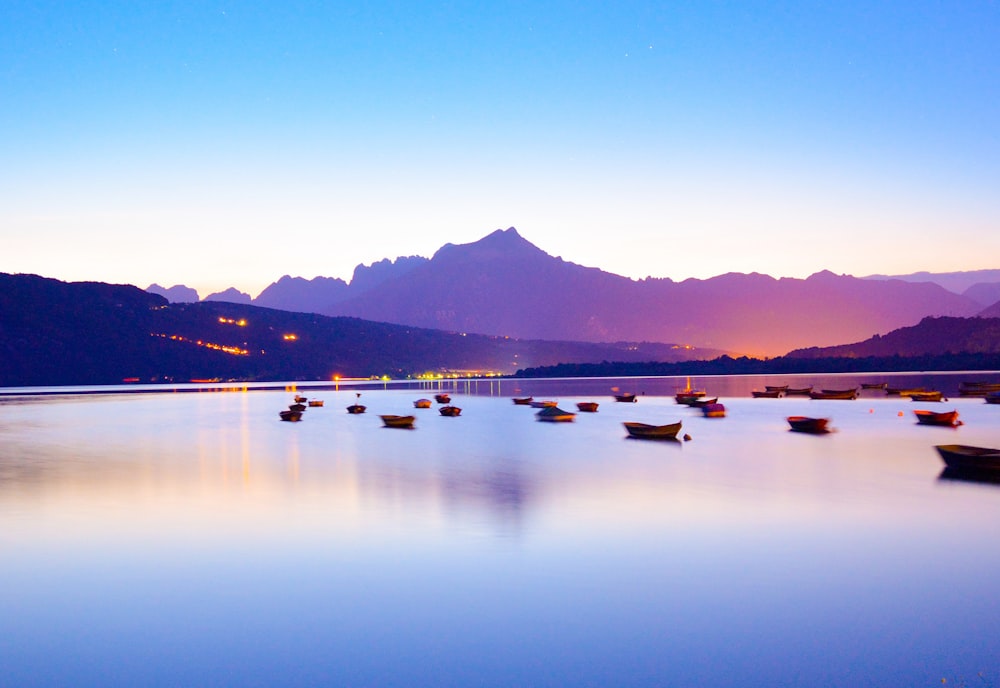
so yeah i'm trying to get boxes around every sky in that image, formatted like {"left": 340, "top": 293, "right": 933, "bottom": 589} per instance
{"left": 2, "top": 1, "right": 999, "bottom": 299}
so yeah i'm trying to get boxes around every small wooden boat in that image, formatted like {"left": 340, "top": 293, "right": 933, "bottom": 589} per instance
{"left": 289, "top": 403, "right": 307, "bottom": 412}
{"left": 616, "top": 393, "right": 639, "bottom": 403}
{"left": 530, "top": 400, "right": 558, "bottom": 408}
{"left": 279, "top": 410, "right": 302, "bottom": 422}
{"left": 787, "top": 416, "right": 830, "bottom": 434}
{"left": 752, "top": 390, "right": 782, "bottom": 398}
{"left": 887, "top": 387, "right": 926, "bottom": 396}
{"left": 512, "top": 397, "right": 534, "bottom": 405}
{"left": 536, "top": 406, "right": 576, "bottom": 422}
{"left": 439, "top": 405, "right": 462, "bottom": 417}
{"left": 688, "top": 397, "right": 719, "bottom": 408}
{"left": 413, "top": 398, "right": 432, "bottom": 408}
{"left": 701, "top": 403, "right": 726, "bottom": 418}
{"left": 434, "top": 393, "right": 451, "bottom": 404}
{"left": 307, "top": 400, "right": 324, "bottom": 407}
{"left": 294, "top": 395, "right": 308, "bottom": 403}
{"left": 985, "top": 391, "right": 1000, "bottom": 405}
{"left": 623, "top": 421, "right": 682, "bottom": 440}
{"left": 346, "top": 404, "right": 367, "bottom": 414}
{"left": 576, "top": 402, "right": 599, "bottom": 412}
{"left": 861, "top": 382, "right": 888, "bottom": 390}
{"left": 909, "top": 391, "right": 944, "bottom": 402}
{"left": 935, "top": 444, "right": 1000, "bottom": 471}
{"left": 958, "top": 381, "right": 1000, "bottom": 396}
{"left": 809, "top": 389, "right": 857, "bottom": 400}
{"left": 914, "top": 409, "right": 961, "bottom": 427}
{"left": 784, "top": 387, "right": 813, "bottom": 396}
{"left": 380, "top": 414, "right": 415, "bottom": 428}
{"left": 765, "top": 385, "right": 789, "bottom": 393}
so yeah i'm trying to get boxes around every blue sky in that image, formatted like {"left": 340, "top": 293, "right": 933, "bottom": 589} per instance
{"left": 2, "top": 1, "right": 998, "bottom": 298}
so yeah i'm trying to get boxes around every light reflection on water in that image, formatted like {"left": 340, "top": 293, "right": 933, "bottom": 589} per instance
{"left": 1, "top": 380, "right": 1000, "bottom": 686}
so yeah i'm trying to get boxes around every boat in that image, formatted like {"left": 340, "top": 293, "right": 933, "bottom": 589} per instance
{"left": 752, "top": 390, "right": 782, "bottom": 398}
{"left": 530, "top": 400, "right": 558, "bottom": 408}
{"left": 307, "top": 400, "right": 324, "bottom": 407}
{"left": 576, "top": 402, "right": 599, "bottom": 412}
{"left": 413, "top": 399, "right": 432, "bottom": 408}
{"left": 439, "top": 405, "right": 462, "bottom": 417}
{"left": 434, "top": 394, "right": 451, "bottom": 404}
{"left": 346, "top": 404, "right": 367, "bottom": 414}
{"left": 623, "top": 421, "right": 682, "bottom": 440}
{"left": 861, "top": 382, "right": 888, "bottom": 390}
{"left": 809, "top": 389, "right": 857, "bottom": 400}
{"left": 380, "top": 414, "right": 415, "bottom": 428}
{"left": 288, "top": 403, "right": 306, "bottom": 412}
{"left": 784, "top": 387, "right": 814, "bottom": 396}
{"left": 935, "top": 444, "right": 1000, "bottom": 472}
{"left": 615, "top": 393, "right": 639, "bottom": 403}
{"left": 887, "top": 387, "right": 925, "bottom": 396}
{"left": 986, "top": 392, "right": 1000, "bottom": 405}
{"left": 958, "top": 381, "right": 1000, "bottom": 396}
{"left": 279, "top": 409, "right": 302, "bottom": 422}
{"left": 765, "top": 385, "right": 789, "bottom": 393}
{"left": 536, "top": 406, "right": 576, "bottom": 422}
{"left": 701, "top": 403, "right": 726, "bottom": 418}
{"left": 294, "top": 395, "right": 308, "bottom": 403}
{"left": 909, "top": 391, "right": 944, "bottom": 402}
{"left": 688, "top": 397, "right": 719, "bottom": 408}
{"left": 787, "top": 416, "right": 830, "bottom": 434}
{"left": 914, "top": 409, "right": 961, "bottom": 427}
{"left": 512, "top": 397, "right": 534, "bottom": 405}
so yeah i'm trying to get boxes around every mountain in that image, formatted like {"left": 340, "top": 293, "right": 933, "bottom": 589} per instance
{"left": 965, "top": 282, "right": 1000, "bottom": 309}
{"left": 147, "top": 283, "right": 200, "bottom": 303}
{"left": 979, "top": 300, "right": 1000, "bottom": 318}
{"left": 349, "top": 255, "right": 429, "bottom": 294}
{"left": 319, "top": 228, "right": 981, "bottom": 357}
{"left": 254, "top": 275, "right": 350, "bottom": 312}
{"left": 0, "top": 273, "right": 721, "bottom": 387}
{"left": 204, "top": 287, "right": 252, "bottom": 304}
{"left": 863, "top": 269, "right": 1000, "bottom": 295}
{"left": 784, "top": 316, "right": 1000, "bottom": 358}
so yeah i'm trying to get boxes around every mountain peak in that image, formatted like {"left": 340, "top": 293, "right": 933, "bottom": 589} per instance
{"left": 432, "top": 227, "right": 547, "bottom": 262}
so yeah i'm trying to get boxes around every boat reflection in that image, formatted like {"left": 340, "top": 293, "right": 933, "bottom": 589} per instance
{"left": 937, "top": 467, "right": 1000, "bottom": 488}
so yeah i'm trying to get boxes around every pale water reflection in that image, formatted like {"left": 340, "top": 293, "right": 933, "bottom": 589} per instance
{"left": 1, "top": 381, "right": 999, "bottom": 686}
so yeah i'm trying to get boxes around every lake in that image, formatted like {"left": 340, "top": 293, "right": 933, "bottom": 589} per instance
{"left": 2, "top": 374, "right": 999, "bottom": 687}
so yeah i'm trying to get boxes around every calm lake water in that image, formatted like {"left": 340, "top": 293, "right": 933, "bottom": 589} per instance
{"left": 2, "top": 374, "right": 999, "bottom": 687}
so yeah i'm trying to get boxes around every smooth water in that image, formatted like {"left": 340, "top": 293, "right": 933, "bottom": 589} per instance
{"left": 2, "top": 378, "right": 999, "bottom": 687}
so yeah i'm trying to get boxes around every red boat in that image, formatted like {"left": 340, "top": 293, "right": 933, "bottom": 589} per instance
{"left": 787, "top": 416, "right": 830, "bottom": 434}
{"left": 914, "top": 409, "right": 961, "bottom": 427}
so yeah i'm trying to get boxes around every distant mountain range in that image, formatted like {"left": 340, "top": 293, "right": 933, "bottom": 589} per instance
{"left": 150, "top": 228, "right": 995, "bottom": 357}
{"left": 0, "top": 273, "right": 722, "bottom": 387}
{"left": 862, "top": 269, "right": 1000, "bottom": 302}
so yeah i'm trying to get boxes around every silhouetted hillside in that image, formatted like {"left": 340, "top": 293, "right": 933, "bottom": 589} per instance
{"left": 785, "top": 316, "right": 1000, "bottom": 358}
{"left": 1, "top": 273, "right": 723, "bottom": 387}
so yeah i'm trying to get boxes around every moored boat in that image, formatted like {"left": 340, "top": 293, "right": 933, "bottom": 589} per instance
{"left": 784, "top": 387, "right": 813, "bottom": 396}
{"left": 914, "top": 409, "right": 961, "bottom": 427}
{"left": 765, "top": 385, "right": 789, "bottom": 393}
{"left": 752, "top": 389, "right": 782, "bottom": 398}
{"left": 530, "top": 400, "right": 558, "bottom": 408}
{"left": 512, "top": 397, "right": 534, "bottom": 405}
{"left": 809, "top": 389, "right": 857, "bottom": 400}
{"left": 413, "top": 398, "right": 432, "bottom": 408}
{"left": 536, "top": 406, "right": 576, "bottom": 422}
{"left": 439, "top": 405, "right": 462, "bottom": 417}
{"left": 623, "top": 421, "right": 682, "bottom": 440}
{"left": 787, "top": 416, "right": 830, "bottom": 434}
{"left": 346, "top": 404, "right": 367, "bottom": 414}
{"left": 435, "top": 393, "right": 451, "bottom": 404}
{"left": 958, "top": 381, "right": 1000, "bottom": 397}
{"left": 307, "top": 400, "right": 324, "bottom": 407}
{"left": 861, "top": 382, "right": 888, "bottom": 390}
{"left": 380, "top": 414, "right": 416, "bottom": 428}
{"left": 688, "top": 397, "right": 719, "bottom": 408}
{"left": 887, "top": 387, "right": 925, "bottom": 397}
{"left": 289, "top": 403, "right": 306, "bottom": 412}
{"left": 701, "top": 403, "right": 726, "bottom": 418}
{"left": 576, "top": 402, "right": 599, "bottom": 412}
{"left": 616, "top": 393, "right": 639, "bottom": 403}
{"left": 279, "top": 409, "right": 302, "bottom": 422}
{"left": 935, "top": 444, "right": 1000, "bottom": 471}
{"left": 909, "top": 391, "right": 944, "bottom": 402}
